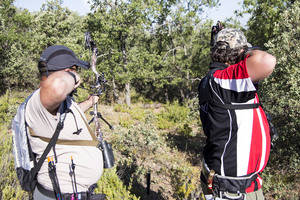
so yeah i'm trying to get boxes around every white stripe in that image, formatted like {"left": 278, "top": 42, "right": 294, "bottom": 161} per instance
{"left": 257, "top": 107, "right": 267, "bottom": 172}
{"left": 258, "top": 176, "right": 262, "bottom": 186}
{"left": 235, "top": 100, "right": 255, "bottom": 176}
{"left": 214, "top": 77, "right": 256, "bottom": 92}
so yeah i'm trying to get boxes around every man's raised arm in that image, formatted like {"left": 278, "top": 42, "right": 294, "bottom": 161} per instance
{"left": 246, "top": 50, "right": 276, "bottom": 82}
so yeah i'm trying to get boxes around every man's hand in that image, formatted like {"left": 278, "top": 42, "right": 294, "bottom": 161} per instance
{"left": 79, "top": 95, "right": 99, "bottom": 113}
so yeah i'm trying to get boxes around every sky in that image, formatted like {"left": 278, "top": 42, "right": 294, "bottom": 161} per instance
{"left": 14, "top": 0, "right": 249, "bottom": 26}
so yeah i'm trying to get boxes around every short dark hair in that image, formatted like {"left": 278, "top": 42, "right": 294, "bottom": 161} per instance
{"left": 38, "top": 61, "right": 49, "bottom": 77}
{"left": 211, "top": 41, "right": 248, "bottom": 65}
{"left": 37, "top": 61, "right": 55, "bottom": 78}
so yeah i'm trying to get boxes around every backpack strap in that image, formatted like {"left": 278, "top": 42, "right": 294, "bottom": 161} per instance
{"left": 28, "top": 127, "right": 98, "bottom": 146}
{"left": 26, "top": 124, "right": 37, "bottom": 166}
{"left": 29, "top": 101, "right": 68, "bottom": 183}
{"left": 210, "top": 100, "right": 260, "bottom": 110}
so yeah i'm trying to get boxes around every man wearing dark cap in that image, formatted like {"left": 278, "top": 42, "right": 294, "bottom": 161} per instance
{"left": 198, "top": 28, "right": 276, "bottom": 200}
{"left": 25, "top": 45, "right": 104, "bottom": 199}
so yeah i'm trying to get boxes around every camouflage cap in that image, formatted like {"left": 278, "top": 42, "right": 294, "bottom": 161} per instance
{"left": 214, "top": 28, "right": 252, "bottom": 49}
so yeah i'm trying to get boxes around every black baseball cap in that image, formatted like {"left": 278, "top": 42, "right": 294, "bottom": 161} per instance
{"left": 39, "top": 45, "right": 90, "bottom": 71}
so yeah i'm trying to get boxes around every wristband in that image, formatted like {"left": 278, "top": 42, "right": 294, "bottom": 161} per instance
{"left": 66, "top": 71, "right": 79, "bottom": 85}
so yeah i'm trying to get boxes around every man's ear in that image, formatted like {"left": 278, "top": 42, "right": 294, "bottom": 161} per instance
{"left": 41, "top": 75, "right": 48, "bottom": 81}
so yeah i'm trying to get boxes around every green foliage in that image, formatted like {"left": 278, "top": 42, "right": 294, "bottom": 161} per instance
{"left": 260, "top": 0, "right": 300, "bottom": 173}
{"left": 178, "top": 123, "right": 193, "bottom": 137}
{"left": 109, "top": 106, "right": 203, "bottom": 199}
{"left": 0, "top": 121, "right": 29, "bottom": 200}
{"left": 113, "top": 114, "right": 164, "bottom": 157}
{"left": 0, "top": 90, "right": 22, "bottom": 124}
{"left": 119, "top": 115, "right": 135, "bottom": 128}
{"left": 262, "top": 167, "right": 300, "bottom": 200}
{"left": 96, "top": 168, "right": 140, "bottom": 200}
{"left": 252, "top": 2, "right": 300, "bottom": 198}
{"left": 156, "top": 101, "right": 190, "bottom": 129}
{"left": 171, "top": 165, "right": 200, "bottom": 199}
{"left": 0, "top": 0, "right": 37, "bottom": 92}
{"left": 1, "top": 0, "right": 299, "bottom": 198}
{"left": 86, "top": 0, "right": 217, "bottom": 104}
{"left": 113, "top": 104, "right": 131, "bottom": 113}
{"left": 0, "top": 0, "right": 89, "bottom": 94}
{"left": 240, "top": 0, "right": 296, "bottom": 47}
{"left": 0, "top": 91, "right": 10, "bottom": 122}
{"left": 0, "top": 91, "right": 31, "bottom": 199}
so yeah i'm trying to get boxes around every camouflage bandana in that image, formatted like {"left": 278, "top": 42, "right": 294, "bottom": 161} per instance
{"left": 214, "top": 28, "right": 252, "bottom": 49}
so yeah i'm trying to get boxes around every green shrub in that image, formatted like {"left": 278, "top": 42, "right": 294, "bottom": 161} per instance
{"left": 171, "top": 163, "right": 200, "bottom": 199}
{"left": 178, "top": 123, "right": 193, "bottom": 137}
{"left": 96, "top": 168, "right": 140, "bottom": 200}
{"left": 156, "top": 114, "right": 174, "bottom": 129}
{"left": 0, "top": 91, "right": 10, "bottom": 123}
{"left": 113, "top": 114, "right": 164, "bottom": 157}
{"left": 127, "top": 107, "right": 146, "bottom": 121}
{"left": 0, "top": 125, "right": 29, "bottom": 200}
{"left": 262, "top": 167, "right": 299, "bottom": 200}
{"left": 119, "top": 115, "right": 135, "bottom": 128}
{"left": 257, "top": 2, "right": 300, "bottom": 198}
{"left": 113, "top": 104, "right": 131, "bottom": 113}
{"left": 156, "top": 102, "right": 190, "bottom": 130}
{"left": 262, "top": 1, "right": 300, "bottom": 173}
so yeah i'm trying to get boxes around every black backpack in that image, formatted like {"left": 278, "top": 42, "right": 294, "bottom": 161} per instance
{"left": 198, "top": 63, "right": 277, "bottom": 144}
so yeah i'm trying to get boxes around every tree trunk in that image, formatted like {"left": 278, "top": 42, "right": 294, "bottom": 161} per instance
{"left": 125, "top": 82, "right": 131, "bottom": 106}
{"left": 120, "top": 31, "right": 131, "bottom": 106}
{"left": 112, "top": 78, "right": 118, "bottom": 103}
{"left": 164, "top": 87, "right": 169, "bottom": 103}
{"left": 180, "top": 88, "right": 185, "bottom": 103}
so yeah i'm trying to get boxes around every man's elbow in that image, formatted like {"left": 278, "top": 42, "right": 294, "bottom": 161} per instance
{"left": 264, "top": 54, "right": 276, "bottom": 76}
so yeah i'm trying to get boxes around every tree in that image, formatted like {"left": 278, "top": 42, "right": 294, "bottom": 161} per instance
{"left": 0, "top": 0, "right": 37, "bottom": 93}
{"left": 86, "top": 0, "right": 159, "bottom": 106}
{"left": 0, "top": 0, "right": 88, "bottom": 93}
{"left": 260, "top": 1, "right": 300, "bottom": 172}
{"left": 147, "top": 1, "right": 217, "bottom": 102}
{"left": 31, "top": 0, "right": 86, "bottom": 56}
{"left": 86, "top": 0, "right": 220, "bottom": 104}
{"left": 239, "top": 0, "right": 296, "bottom": 48}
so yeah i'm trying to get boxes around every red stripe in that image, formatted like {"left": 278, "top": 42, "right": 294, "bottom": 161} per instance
{"left": 248, "top": 105, "right": 262, "bottom": 172}
{"left": 246, "top": 95, "right": 271, "bottom": 192}
{"left": 213, "top": 59, "right": 249, "bottom": 80}
{"left": 246, "top": 97, "right": 262, "bottom": 192}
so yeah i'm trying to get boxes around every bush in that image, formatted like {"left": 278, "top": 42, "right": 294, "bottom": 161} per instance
{"left": 156, "top": 102, "right": 190, "bottom": 130}
{"left": 171, "top": 165, "right": 200, "bottom": 199}
{"left": 259, "top": 2, "right": 300, "bottom": 198}
{"left": 96, "top": 168, "right": 140, "bottom": 200}
{"left": 262, "top": 1, "right": 300, "bottom": 173}
{"left": 0, "top": 123, "right": 29, "bottom": 200}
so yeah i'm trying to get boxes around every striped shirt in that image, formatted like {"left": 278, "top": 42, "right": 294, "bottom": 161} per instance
{"left": 200, "top": 56, "right": 271, "bottom": 192}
